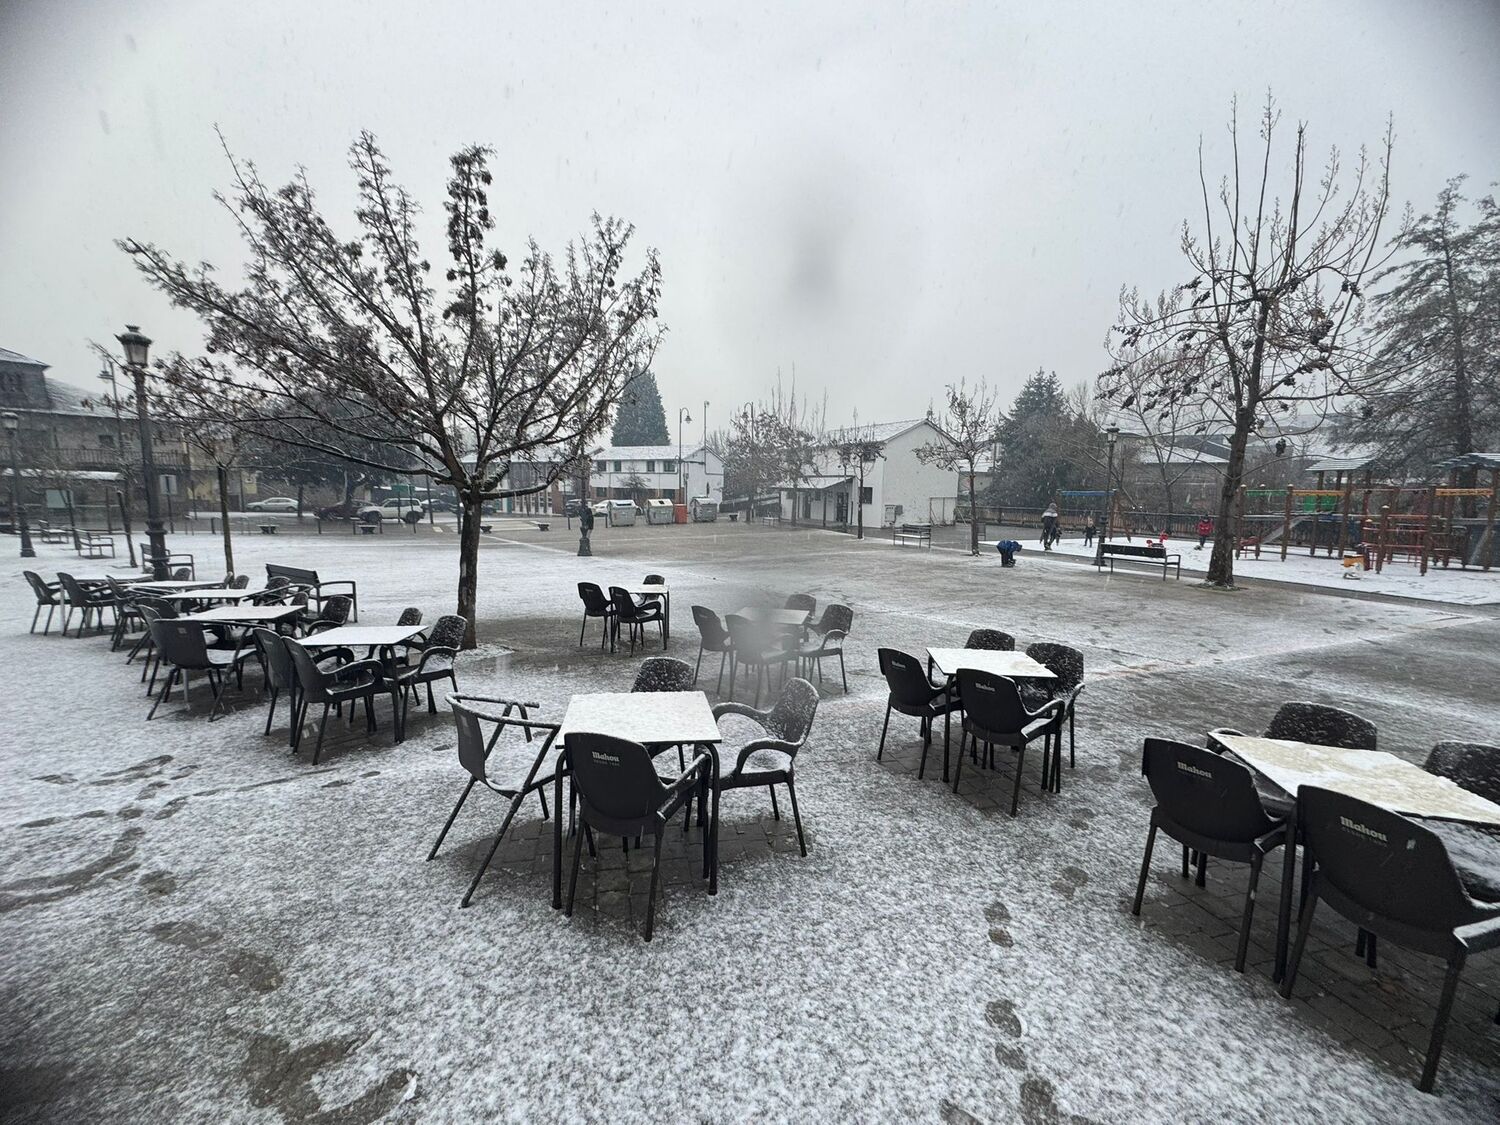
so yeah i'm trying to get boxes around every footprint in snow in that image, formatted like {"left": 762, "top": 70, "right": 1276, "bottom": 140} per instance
{"left": 1019, "top": 1073, "right": 1099, "bottom": 1125}
{"left": 1052, "top": 866, "right": 1089, "bottom": 899}
{"left": 986, "top": 999, "right": 1027, "bottom": 1071}
{"left": 985, "top": 899, "right": 1015, "bottom": 947}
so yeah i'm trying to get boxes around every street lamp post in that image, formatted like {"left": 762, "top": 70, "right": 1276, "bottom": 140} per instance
{"left": 98, "top": 359, "right": 138, "bottom": 567}
{"left": 677, "top": 407, "right": 692, "bottom": 503}
{"left": 117, "top": 325, "right": 168, "bottom": 578}
{"left": 1100, "top": 425, "right": 1119, "bottom": 560}
{"left": 3, "top": 412, "right": 36, "bottom": 558}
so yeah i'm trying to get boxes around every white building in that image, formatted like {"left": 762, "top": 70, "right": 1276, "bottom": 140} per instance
{"left": 589, "top": 444, "right": 725, "bottom": 503}
{"left": 776, "top": 419, "right": 960, "bottom": 529}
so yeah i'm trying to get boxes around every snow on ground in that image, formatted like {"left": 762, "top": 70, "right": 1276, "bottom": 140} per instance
{"left": 1013, "top": 533, "right": 1500, "bottom": 605}
{"left": 1, "top": 524, "right": 1498, "bottom": 1123}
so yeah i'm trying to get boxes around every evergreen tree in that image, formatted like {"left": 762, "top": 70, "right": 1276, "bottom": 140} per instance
{"left": 611, "top": 370, "right": 670, "bottom": 445}
{"left": 992, "top": 370, "right": 1091, "bottom": 507}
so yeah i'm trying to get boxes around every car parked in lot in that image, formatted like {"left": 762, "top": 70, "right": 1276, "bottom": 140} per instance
{"left": 247, "top": 496, "right": 299, "bottom": 512}
{"left": 359, "top": 499, "right": 427, "bottom": 522}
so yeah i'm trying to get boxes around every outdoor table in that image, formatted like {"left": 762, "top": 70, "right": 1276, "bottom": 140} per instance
{"left": 157, "top": 586, "right": 266, "bottom": 603}
{"left": 1213, "top": 733, "right": 1500, "bottom": 981}
{"left": 926, "top": 648, "right": 1056, "bottom": 682}
{"left": 734, "top": 606, "right": 811, "bottom": 630}
{"left": 298, "top": 623, "right": 427, "bottom": 658}
{"left": 127, "top": 579, "right": 221, "bottom": 591}
{"left": 552, "top": 690, "right": 723, "bottom": 907}
{"left": 623, "top": 584, "right": 671, "bottom": 643}
{"left": 175, "top": 605, "right": 303, "bottom": 626}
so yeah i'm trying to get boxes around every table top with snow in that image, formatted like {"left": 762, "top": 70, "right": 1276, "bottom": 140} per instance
{"left": 177, "top": 605, "right": 301, "bottom": 623}
{"left": 559, "top": 691, "right": 721, "bottom": 745}
{"left": 1218, "top": 733, "right": 1500, "bottom": 828}
{"left": 157, "top": 586, "right": 266, "bottom": 601}
{"left": 733, "top": 607, "right": 810, "bottom": 626}
{"left": 299, "top": 624, "right": 428, "bottom": 648}
{"left": 927, "top": 648, "right": 1056, "bottom": 680}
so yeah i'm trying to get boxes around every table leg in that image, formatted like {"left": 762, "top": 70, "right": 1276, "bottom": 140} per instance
{"left": 1274, "top": 820, "right": 1297, "bottom": 982}
{"left": 552, "top": 753, "right": 566, "bottom": 909}
{"left": 663, "top": 592, "right": 670, "bottom": 645}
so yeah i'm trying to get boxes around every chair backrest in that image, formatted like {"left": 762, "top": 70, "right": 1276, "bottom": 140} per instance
{"left": 266, "top": 574, "right": 291, "bottom": 591}
{"left": 878, "top": 647, "right": 935, "bottom": 708}
{"left": 137, "top": 595, "right": 176, "bottom": 620}
{"left": 105, "top": 575, "right": 132, "bottom": 600}
{"left": 23, "top": 571, "right": 57, "bottom": 605}
{"left": 643, "top": 573, "right": 665, "bottom": 585}
{"left": 425, "top": 614, "right": 467, "bottom": 652}
{"left": 253, "top": 628, "right": 293, "bottom": 691}
{"left": 610, "top": 586, "right": 646, "bottom": 624}
{"left": 762, "top": 678, "right": 819, "bottom": 747}
{"left": 567, "top": 733, "right": 666, "bottom": 830}
{"left": 173, "top": 567, "right": 192, "bottom": 580}
{"left": 632, "top": 656, "right": 695, "bottom": 693}
{"left": 692, "top": 605, "right": 729, "bottom": 648}
{"left": 956, "top": 669, "right": 1030, "bottom": 736}
{"left": 578, "top": 582, "right": 611, "bottom": 615}
{"left": 1024, "top": 642, "right": 1084, "bottom": 693}
{"left": 726, "top": 614, "right": 776, "bottom": 655}
{"left": 152, "top": 619, "right": 212, "bottom": 670}
{"left": 784, "top": 593, "right": 817, "bottom": 613}
{"left": 1141, "top": 738, "right": 1275, "bottom": 843}
{"left": 1265, "top": 701, "right": 1376, "bottom": 750}
{"left": 396, "top": 607, "right": 423, "bottom": 627}
{"left": 56, "top": 572, "right": 87, "bottom": 603}
{"left": 818, "top": 603, "right": 853, "bottom": 636}
{"left": 1299, "top": 786, "right": 1480, "bottom": 933}
{"left": 230, "top": 574, "right": 250, "bottom": 589}
{"left": 282, "top": 638, "right": 331, "bottom": 701}
{"left": 965, "top": 628, "right": 1015, "bottom": 652}
{"left": 317, "top": 595, "right": 353, "bottom": 626}
{"left": 1422, "top": 741, "right": 1500, "bottom": 806}
{"left": 451, "top": 697, "right": 493, "bottom": 783}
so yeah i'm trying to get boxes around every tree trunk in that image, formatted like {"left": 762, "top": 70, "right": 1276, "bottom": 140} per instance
{"left": 1206, "top": 417, "right": 1251, "bottom": 586}
{"left": 216, "top": 464, "right": 235, "bottom": 578}
{"left": 456, "top": 492, "right": 483, "bottom": 650}
{"left": 856, "top": 468, "right": 865, "bottom": 540}
{"left": 968, "top": 467, "right": 980, "bottom": 555}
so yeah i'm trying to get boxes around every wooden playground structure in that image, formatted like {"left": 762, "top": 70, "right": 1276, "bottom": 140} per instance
{"left": 1233, "top": 453, "right": 1499, "bottom": 575}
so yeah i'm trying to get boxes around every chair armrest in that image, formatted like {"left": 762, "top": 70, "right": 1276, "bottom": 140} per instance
{"left": 314, "top": 647, "right": 356, "bottom": 665}
{"left": 450, "top": 693, "right": 542, "bottom": 710}
{"left": 712, "top": 701, "right": 771, "bottom": 725}
{"left": 332, "top": 658, "right": 385, "bottom": 681}
{"left": 663, "top": 751, "right": 713, "bottom": 800}
{"left": 304, "top": 620, "right": 344, "bottom": 635}
{"left": 1456, "top": 914, "right": 1500, "bottom": 953}
{"left": 415, "top": 645, "right": 459, "bottom": 671}
{"left": 1024, "top": 698, "right": 1065, "bottom": 724}
{"left": 732, "top": 738, "right": 798, "bottom": 774}
{"left": 1206, "top": 728, "right": 1243, "bottom": 754}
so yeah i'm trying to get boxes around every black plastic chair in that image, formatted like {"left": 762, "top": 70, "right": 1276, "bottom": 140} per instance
{"left": 611, "top": 585, "right": 664, "bottom": 653}
{"left": 1019, "top": 642, "right": 1086, "bottom": 771}
{"left": 711, "top": 678, "right": 819, "bottom": 860}
{"left": 302, "top": 594, "right": 352, "bottom": 636}
{"left": 1280, "top": 787, "right": 1500, "bottom": 1093}
{"left": 690, "top": 606, "right": 733, "bottom": 691}
{"left": 1266, "top": 701, "right": 1377, "bottom": 749}
{"left": 252, "top": 628, "right": 300, "bottom": 746}
{"left": 876, "top": 647, "right": 960, "bottom": 781}
{"left": 952, "top": 670, "right": 1063, "bottom": 815}
{"left": 396, "top": 607, "right": 423, "bottom": 627}
{"left": 725, "top": 614, "right": 794, "bottom": 706}
{"left": 146, "top": 619, "right": 254, "bottom": 721}
{"left": 784, "top": 593, "right": 817, "bottom": 615}
{"left": 577, "top": 582, "right": 616, "bottom": 649}
{"left": 396, "top": 613, "right": 466, "bottom": 730}
{"left": 57, "top": 572, "right": 116, "bottom": 637}
{"left": 1422, "top": 742, "right": 1500, "bottom": 805}
{"left": 284, "top": 637, "right": 394, "bottom": 764}
{"left": 229, "top": 574, "right": 250, "bottom": 590}
{"left": 131, "top": 599, "right": 178, "bottom": 691}
{"left": 632, "top": 656, "right": 696, "bottom": 694}
{"left": 797, "top": 603, "right": 852, "bottom": 692}
{"left": 1132, "top": 738, "right": 1288, "bottom": 972}
{"left": 965, "top": 628, "right": 1015, "bottom": 651}
{"left": 106, "top": 576, "right": 144, "bottom": 651}
{"left": 564, "top": 732, "right": 710, "bottom": 941}
{"left": 429, "top": 694, "right": 555, "bottom": 907}
{"left": 23, "top": 571, "right": 61, "bottom": 634}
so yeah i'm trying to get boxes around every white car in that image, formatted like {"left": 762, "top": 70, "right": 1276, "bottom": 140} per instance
{"left": 360, "top": 499, "right": 427, "bottom": 521}
{"left": 247, "top": 496, "right": 298, "bottom": 512}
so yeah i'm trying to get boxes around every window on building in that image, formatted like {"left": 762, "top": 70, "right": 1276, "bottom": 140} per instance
{"left": 593, "top": 459, "right": 605, "bottom": 473}
{"left": 98, "top": 434, "right": 115, "bottom": 448}
{"left": 861, "top": 486, "right": 873, "bottom": 504}
{"left": 645, "top": 459, "right": 656, "bottom": 472}
{"left": 612, "top": 460, "right": 622, "bottom": 472}
{"left": 663, "top": 460, "right": 675, "bottom": 473}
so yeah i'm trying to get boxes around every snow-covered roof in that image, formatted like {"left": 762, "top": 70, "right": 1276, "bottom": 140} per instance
{"left": 1434, "top": 452, "right": 1500, "bottom": 471}
{"left": 0, "top": 346, "right": 48, "bottom": 368}
{"left": 1135, "top": 446, "right": 1229, "bottom": 467}
{"left": 821, "top": 419, "right": 928, "bottom": 445}
{"left": 592, "top": 445, "right": 707, "bottom": 461}
{"left": 1305, "top": 454, "right": 1377, "bottom": 474}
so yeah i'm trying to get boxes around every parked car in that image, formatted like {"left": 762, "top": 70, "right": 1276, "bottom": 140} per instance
{"left": 317, "top": 500, "right": 361, "bottom": 521}
{"left": 362, "top": 499, "right": 427, "bottom": 520}
{"left": 247, "top": 496, "right": 299, "bottom": 513}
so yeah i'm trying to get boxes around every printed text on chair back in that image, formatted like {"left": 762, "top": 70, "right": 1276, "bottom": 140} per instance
{"left": 1142, "top": 738, "right": 1272, "bottom": 842}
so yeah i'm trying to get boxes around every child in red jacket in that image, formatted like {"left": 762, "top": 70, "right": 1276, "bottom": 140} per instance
{"left": 1196, "top": 515, "right": 1213, "bottom": 549}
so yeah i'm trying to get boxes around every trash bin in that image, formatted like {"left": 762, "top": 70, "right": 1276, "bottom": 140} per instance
{"left": 673, "top": 503, "right": 688, "bottom": 524}
{"left": 689, "top": 497, "right": 718, "bottom": 522}
{"left": 645, "top": 498, "right": 675, "bottom": 525}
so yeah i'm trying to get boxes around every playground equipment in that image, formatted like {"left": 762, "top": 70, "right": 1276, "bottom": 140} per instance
{"left": 1232, "top": 453, "right": 1499, "bottom": 574}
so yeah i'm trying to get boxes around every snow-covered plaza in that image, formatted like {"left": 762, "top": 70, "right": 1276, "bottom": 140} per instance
{"left": 3, "top": 521, "right": 1498, "bottom": 1123}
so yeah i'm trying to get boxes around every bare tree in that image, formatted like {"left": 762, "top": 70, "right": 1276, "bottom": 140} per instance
{"left": 832, "top": 420, "right": 885, "bottom": 540}
{"left": 917, "top": 379, "right": 1002, "bottom": 555}
{"left": 121, "top": 132, "right": 663, "bottom": 646}
{"left": 1101, "top": 96, "right": 1398, "bottom": 586}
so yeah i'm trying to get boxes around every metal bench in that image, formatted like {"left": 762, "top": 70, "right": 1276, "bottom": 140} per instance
{"left": 265, "top": 563, "right": 358, "bottom": 620}
{"left": 891, "top": 522, "right": 932, "bottom": 549}
{"left": 1096, "top": 541, "right": 1181, "bottom": 580}
{"left": 258, "top": 524, "right": 279, "bottom": 535}
{"left": 74, "top": 530, "right": 116, "bottom": 559}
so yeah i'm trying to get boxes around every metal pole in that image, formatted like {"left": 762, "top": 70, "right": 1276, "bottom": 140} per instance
{"left": 132, "top": 365, "right": 169, "bottom": 579}
{"left": 7, "top": 427, "right": 36, "bottom": 558}
{"left": 1099, "top": 438, "right": 1115, "bottom": 561}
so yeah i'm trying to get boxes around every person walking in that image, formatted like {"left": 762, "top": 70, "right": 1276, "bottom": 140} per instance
{"left": 1040, "top": 502, "right": 1060, "bottom": 551}
{"left": 1083, "top": 513, "right": 1096, "bottom": 548}
{"left": 1196, "top": 513, "right": 1213, "bottom": 550}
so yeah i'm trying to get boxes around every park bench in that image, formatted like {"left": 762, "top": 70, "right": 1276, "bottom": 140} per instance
{"left": 265, "top": 563, "right": 359, "bottom": 621}
{"left": 138, "top": 547, "right": 197, "bottom": 578}
{"left": 74, "top": 529, "right": 116, "bottom": 559}
{"left": 891, "top": 523, "right": 932, "bottom": 549}
{"left": 1096, "top": 541, "right": 1181, "bottom": 580}
{"left": 258, "top": 524, "right": 278, "bottom": 535}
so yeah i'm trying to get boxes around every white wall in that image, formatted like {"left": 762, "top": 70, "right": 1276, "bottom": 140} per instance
{"left": 873, "top": 422, "right": 959, "bottom": 527}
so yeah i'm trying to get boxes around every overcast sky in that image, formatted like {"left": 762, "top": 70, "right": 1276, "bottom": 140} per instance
{"left": 3, "top": 0, "right": 1497, "bottom": 433}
